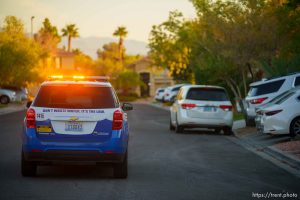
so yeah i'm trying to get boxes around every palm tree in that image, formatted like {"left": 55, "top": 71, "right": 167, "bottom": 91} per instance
{"left": 61, "top": 24, "right": 79, "bottom": 52}
{"left": 113, "top": 26, "right": 128, "bottom": 61}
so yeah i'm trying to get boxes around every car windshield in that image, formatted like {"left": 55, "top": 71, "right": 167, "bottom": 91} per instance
{"left": 33, "top": 84, "right": 117, "bottom": 109}
{"left": 248, "top": 79, "right": 285, "bottom": 97}
{"left": 186, "top": 88, "right": 229, "bottom": 101}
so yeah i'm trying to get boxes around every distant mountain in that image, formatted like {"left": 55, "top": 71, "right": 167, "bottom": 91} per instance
{"left": 59, "top": 36, "right": 148, "bottom": 59}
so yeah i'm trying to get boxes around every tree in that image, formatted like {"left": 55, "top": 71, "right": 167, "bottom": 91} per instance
{"left": 35, "top": 18, "right": 61, "bottom": 56}
{"left": 2, "top": 15, "right": 24, "bottom": 35}
{"left": 113, "top": 26, "right": 128, "bottom": 61}
{"left": 61, "top": 24, "right": 79, "bottom": 52}
{"left": 115, "top": 70, "right": 141, "bottom": 96}
{"left": 0, "top": 16, "right": 42, "bottom": 87}
{"left": 149, "top": 11, "right": 193, "bottom": 82}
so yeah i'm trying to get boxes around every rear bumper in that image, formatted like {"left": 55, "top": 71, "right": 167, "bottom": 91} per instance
{"left": 178, "top": 112, "right": 233, "bottom": 128}
{"left": 258, "top": 116, "right": 289, "bottom": 135}
{"left": 23, "top": 150, "right": 125, "bottom": 164}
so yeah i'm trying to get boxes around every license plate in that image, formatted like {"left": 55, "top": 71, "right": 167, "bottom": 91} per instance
{"left": 203, "top": 106, "right": 216, "bottom": 112}
{"left": 36, "top": 126, "right": 52, "bottom": 133}
{"left": 65, "top": 122, "right": 83, "bottom": 132}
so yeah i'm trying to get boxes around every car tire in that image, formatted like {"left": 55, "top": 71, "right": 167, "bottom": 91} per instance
{"left": 169, "top": 119, "right": 175, "bottom": 131}
{"left": 0, "top": 95, "right": 10, "bottom": 104}
{"left": 175, "top": 116, "right": 184, "bottom": 133}
{"left": 223, "top": 127, "right": 233, "bottom": 135}
{"left": 114, "top": 152, "right": 128, "bottom": 179}
{"left": 290, "top": 117, "right": 300, "bottom": 138}
{"left": 21, "top": 151, "right": 37, "bottom": 177}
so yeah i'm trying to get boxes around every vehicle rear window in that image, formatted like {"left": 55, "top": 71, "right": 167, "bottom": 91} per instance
{"left": 33, "top": 85, "right": 117, "bottom": 109}
{"left": 186, "top": 88, "right": 229, "bottom": 101}
{"left": 158, "top": 89, "right": 164, "bottom": 93}
{"left": 171, "top": 86, "right": 181, "bottom": 92}
{"left": 248, "top": 80, "right": 285, "bottom": 97}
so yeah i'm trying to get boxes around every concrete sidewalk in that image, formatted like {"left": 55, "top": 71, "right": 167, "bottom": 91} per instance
{"left": 0, "top": 103, "right": 26, "bottom": 116}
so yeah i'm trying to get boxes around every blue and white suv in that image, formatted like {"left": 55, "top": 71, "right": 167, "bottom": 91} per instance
{"left": 22, "top": 76, "right": 132, "bottom": 178}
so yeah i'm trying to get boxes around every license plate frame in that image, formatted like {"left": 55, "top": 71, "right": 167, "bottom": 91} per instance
{"left": 65, "top": 121, "right": 83, "bottom": 132}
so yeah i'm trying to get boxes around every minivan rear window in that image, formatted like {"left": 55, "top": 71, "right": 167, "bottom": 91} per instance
{"left": 33, "top": 85, "right": 117, "bottom": 109}
{"left": 186, "top": 88, "right": 229, "bottom": 101}
{"left": 248, "top": 80, "right": 285, "bottom": 97}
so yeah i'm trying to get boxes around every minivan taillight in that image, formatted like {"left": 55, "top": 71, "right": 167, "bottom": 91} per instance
{"left": 250, "top": 97, "right": 268, "bottom": 104}
{"left": 219, "top": 105, "right": 232, "bottom": 111}
{"left": 181, "top": 103, "right": 196, "bottom": 109}
{"left": 112, "top": 110, "right": 123, "bottom": 130}
{"left": 26, "top": 108, "right": 36, "bottom": 128}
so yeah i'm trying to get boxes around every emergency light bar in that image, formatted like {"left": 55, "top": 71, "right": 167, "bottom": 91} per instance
{"left": 48, "top": 75, "right": 110, "bottom": 82}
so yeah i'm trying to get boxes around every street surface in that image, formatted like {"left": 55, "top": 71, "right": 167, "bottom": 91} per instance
{"left": 0, "top": 103, "right": 299, "bottom": 200}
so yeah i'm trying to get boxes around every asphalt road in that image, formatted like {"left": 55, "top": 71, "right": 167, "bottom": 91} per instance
{"left": 0, "top": 103, "right": 299, "bottom": 200}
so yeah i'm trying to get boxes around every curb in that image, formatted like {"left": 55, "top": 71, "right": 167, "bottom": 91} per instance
{"left": 264, "top": 146, "right": 300, "bottom": 170}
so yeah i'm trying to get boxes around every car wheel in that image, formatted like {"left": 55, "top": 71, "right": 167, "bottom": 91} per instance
{"left": 114, "top": 152, "right": 128, "bottom": 179}
{"left": 0, "top": 95, "right": 10, "bottom": 104}
{"left": 175, "top": 116, "right": 184, "bottom": 133}
{"left": 169, "top": 119, "right": 175, "bottom": 131}
{"left": 290, "top": 117, "right": 300, "bottom": 138}
{"left": 21, "top": 151, "right": 37, "bottom": 177}
{"left": 223, "top": 127, "right": 233, "bottom": 135}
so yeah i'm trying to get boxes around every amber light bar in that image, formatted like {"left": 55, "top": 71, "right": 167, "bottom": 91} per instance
{"left": 48, "top": 75, "right": 110, "bottom": 82}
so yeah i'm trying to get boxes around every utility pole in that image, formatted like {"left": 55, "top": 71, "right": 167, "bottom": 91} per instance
{"left": 31, "top": 16, "right": 35, "bottom": 38}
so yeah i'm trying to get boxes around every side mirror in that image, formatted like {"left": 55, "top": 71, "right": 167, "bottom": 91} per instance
{"left": 26, "top": 101, "right": 32, "bottom": 108}
{"left": 122, "top": 103, "right": 133, "bottom": 111}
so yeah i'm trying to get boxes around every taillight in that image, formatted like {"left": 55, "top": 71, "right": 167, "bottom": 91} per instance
{"left": 250, "top": 97, "right": 268, "bottom": 104}
{"left": 265, "top": 110, "right": 282, "bottom": 116}
{"left": 181, "top": 103, "right": 196, "bottom": 109}
{"left": 112, "top": 110, "right": 123, "bottom": 130}
{"left": 219, "top": 105, "right": 232, "bottom": 111}
{"left": 26, "top": 108, "right": 36, "bottom": 128}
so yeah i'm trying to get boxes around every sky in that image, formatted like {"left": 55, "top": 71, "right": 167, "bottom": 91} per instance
{"left": 0, "top": 0, "right": 196, "bottom": 42}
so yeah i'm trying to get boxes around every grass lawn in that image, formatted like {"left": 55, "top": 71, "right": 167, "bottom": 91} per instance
{"left": 233, "top": 111, "right": 245, "bottom": 121}
{"left": 0, "top": 104, "right": 8, "bottom": 108}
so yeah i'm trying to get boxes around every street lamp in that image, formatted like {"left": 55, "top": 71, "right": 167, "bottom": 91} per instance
{"left": 31, "top": 16, "right": 35, "bottom": 38}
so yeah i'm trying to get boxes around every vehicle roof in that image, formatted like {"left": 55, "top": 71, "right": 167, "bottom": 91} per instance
{"left": 41, "top": 81, "right": 112, "bottom": 87}
{"left": 250, "top": 72, "right": 300, "bottom": 87}
{"left": 181, "top": 85, "right": 226, "bottom": 90}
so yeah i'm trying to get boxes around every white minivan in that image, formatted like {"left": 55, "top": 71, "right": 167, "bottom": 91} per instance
{"left": 170, "top": 85, "right": 233, "bottom": 134}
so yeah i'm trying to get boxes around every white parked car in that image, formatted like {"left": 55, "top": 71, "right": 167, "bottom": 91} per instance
{"left": 256, "top": 87, "right": 300, "bottom": 137}
{"left": 155, "top": 88, "right": 165, "bottom": 101}
{"left": 163, "top": 84, "right": 189, "bottom": 103}
{"left": 170, "top": 85, "right": 233, "bottom": 134}
{"left": 0, "top": 88, "right": 16, "bottom": 104}
{"left": 245, "top": 72, "right": 300, "bottom": 126}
